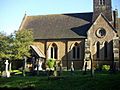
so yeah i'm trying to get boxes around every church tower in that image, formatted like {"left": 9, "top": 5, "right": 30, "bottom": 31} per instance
{"left": 93, "top": 0, "right": 112, "bottom": 21}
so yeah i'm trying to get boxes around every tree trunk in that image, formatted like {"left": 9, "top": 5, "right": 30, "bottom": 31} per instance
{"left": 23, "top": 56, "right": 27, "bottom": 76}
{"left": 83, "top": 62, "right": 87, "bottom": 75}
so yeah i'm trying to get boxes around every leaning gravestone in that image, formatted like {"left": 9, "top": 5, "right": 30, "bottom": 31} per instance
{"left": 70, "top": 61, "right": 74, "bottom": 75}
{"left": 2, "top": 60, "right": 10, "bottom": 78}
{"left": 57, "top": 62, "right": 62, "bottom": 76}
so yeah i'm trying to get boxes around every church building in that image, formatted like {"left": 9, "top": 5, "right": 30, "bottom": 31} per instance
{"left": 19, "top": 0, "right": 120, "bottom": 70}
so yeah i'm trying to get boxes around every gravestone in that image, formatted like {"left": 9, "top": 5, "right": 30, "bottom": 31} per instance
{"left": 35, "top": 59, "right": 43, "bottom": 71}
{"left": 71, "top": 61, "right": 74, "bottom": 75}
{"left": 53, "top": 62, "right": 57, "bottom": 76}
{"left": 38, "top": 60, "right": 43, "bottom": 71}
{"left": 2, "top": 60, "right": 10, "bottom": 78}
{"left": 58, "top": 62, "right": 62, "bottom": 76}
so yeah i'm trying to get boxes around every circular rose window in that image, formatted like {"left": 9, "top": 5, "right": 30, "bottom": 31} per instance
{"left": 96, "top": 28, "right": 106, "bottom": 38}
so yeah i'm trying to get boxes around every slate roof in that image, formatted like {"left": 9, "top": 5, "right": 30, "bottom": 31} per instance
{"left": 20, "top": 12, "right": 93, "bottom": 39}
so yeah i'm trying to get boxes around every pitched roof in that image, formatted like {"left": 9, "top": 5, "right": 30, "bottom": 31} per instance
{"left": 30, "top": 45, "right": 45, "bottom": 58}
{"left": 20, "top": 12, "right": 93, "bottom": 39}
{"left": 96, "top": 13, "right": 116, "bottom": 31}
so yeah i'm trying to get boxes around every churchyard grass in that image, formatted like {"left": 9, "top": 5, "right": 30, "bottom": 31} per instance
{"left": 0, "top": 71, "right": 120, "bottom": 90}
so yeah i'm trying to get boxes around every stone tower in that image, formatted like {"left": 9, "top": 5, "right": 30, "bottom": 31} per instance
{"left": 93, "top": 0, "right": 112, "bottom": 21}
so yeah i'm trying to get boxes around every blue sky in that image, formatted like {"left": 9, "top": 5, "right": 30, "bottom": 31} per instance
{"left": 0, "top": 0, "right": 120, "bottom": 35}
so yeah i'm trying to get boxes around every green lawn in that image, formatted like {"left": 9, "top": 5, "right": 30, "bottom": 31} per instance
{"left": 0, "top": 71, "right": 120, "bottom": 90}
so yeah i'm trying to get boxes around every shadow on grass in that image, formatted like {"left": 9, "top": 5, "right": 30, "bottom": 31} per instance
{"left": 1, "top": 71, "right": 120, "bottom": 90}
{"left": 0, "top": 87, "right": 35, "bottom": 90}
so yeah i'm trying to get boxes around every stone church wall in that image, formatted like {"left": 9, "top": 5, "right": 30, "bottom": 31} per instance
{"left": 33, "top": 39, "right": 85, "bottom": 70}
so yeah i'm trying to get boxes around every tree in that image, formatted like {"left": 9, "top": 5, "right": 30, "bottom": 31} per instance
{"left": 0, "top": 32, "right": 9, "bottom": 59}
{"left": 14, "top": 29, "right": 33, "bottom": 76}
{"left": 0, "top": 32, "right": 7, "bottom": 73}
{"left": 0, "top": 29, "right": 33, "bottom": 76}
{"left": 0, "top": 32, "right": 14, "bottom": 76}
{"left": 14, "top": 29, "right": 33, "bottom": 59}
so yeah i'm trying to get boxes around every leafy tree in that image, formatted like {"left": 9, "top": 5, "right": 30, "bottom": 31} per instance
{"left": 0, "top": 32, "right": 7, "bottom": 73}
{"left": 46, "top": 58, "right": 55, "bottom": 69}
{"left": 14, "top": 29, "right": 33, "bottom": 76}
{"left": 0, "top": 32, "right": 9, "bottom": 59}
{"left": 0, "top": 29, "right": 33, "bottom": 76}
{"left": 14, "top": 29, "right": 33, "bottom": 60}
{"left": 0, "top": 32, "right": 14, "bottom": 74}
{"left": 46, "top": 58, "right": 57, "bottom": 76}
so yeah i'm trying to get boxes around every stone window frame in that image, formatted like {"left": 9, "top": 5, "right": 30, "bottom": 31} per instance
{"left": 96, "top": 42, "right": 100, "bottom": 59}
{"left": 71, "top": 42, "right": 81, "bottom": 60}
{"left": 96, "top": 41, "right": 108, "bottom": 60}
{"left": 99, "top": 0, "right": 105, "bottom": 5}
{"left": 96, "top": 28, "right": 106, "bottom": 38}
{"left": 104, "top": 41, "right": 108, "bottom": 58}
{"left": 48, "top": 43, "right": 58, "bottom": 60}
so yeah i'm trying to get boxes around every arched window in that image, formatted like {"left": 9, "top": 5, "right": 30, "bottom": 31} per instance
{"left": 96, "top": 42, "right": 100, "bottom": 58}
{"left": 104, "top": 42, "right": 107, "bottom": 58}
{"left": 99, "top": 0, "right": 102, "bottom": 5}
{"left": 77, "top": 47, "right": 80, "bottom": 59}
{"left": 103, "top": 0, "right": 105, "bottom": 5}
{"left": 99, "top": 0, "right": 105, "bottom": 5}
{"left": 50, "top": 43, "right": 58, "bottom": 59}
{"left": 73, "top": 46, "right": 76, "bottom": 59}
{"left": 72, "top": 43, "right": 80, "bottom": 59}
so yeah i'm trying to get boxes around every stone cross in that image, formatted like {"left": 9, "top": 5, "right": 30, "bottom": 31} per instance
{"left": 2, "top": 60, "right": 10, "bottom": 77}
{"left": 5, "top": 60, "right": 9, "bottom": 72}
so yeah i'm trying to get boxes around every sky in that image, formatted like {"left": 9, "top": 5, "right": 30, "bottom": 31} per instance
{"left": 0, "top": 0, "right": 120, "bottom": 35}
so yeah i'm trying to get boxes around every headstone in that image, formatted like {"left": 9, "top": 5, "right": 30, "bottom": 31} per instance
{"left": 53, "top": 62, "right": 57, "bottom": 76}
{"left": 32, "top": 57, "right": 35, "bottom": 70}
{"left": 58, "top": 62, "right": 62, "bottom": 76}
{"left": 5, "top": 60, "right": 9, "bottom": 71}
{"left": 83, "top": 62, "right": 87, "bottom": 75}
{"left": 38, "top": 60, "right": 43, "bottom": 71}
{"left": 71, "top": 61, "right": 74, "bottom": 74}
{"left": 35, "top": 59, "right": 43, "bottom": 71}
{"left": 9, "top": 62, "right": 12, "bottom": 71}
{"left": 2, "top": 60, "right": 10, "bottom": 78}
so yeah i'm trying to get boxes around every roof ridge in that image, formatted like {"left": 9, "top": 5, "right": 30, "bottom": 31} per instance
{"left": 27, "top": 12, "right": 93, "bottom": 17}
{"left": 20, "top": 12, "right": 93, "bottom": 39}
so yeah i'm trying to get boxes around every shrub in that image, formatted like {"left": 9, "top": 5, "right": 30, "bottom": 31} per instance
{"left": 95, "top": 65, "right": 102, "bottom": 72}
{"left": 46, "top": 58, "right": 55, "bottom": 68}
{"left": 102, "top": 65, "right": 110, "bottom": 71}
